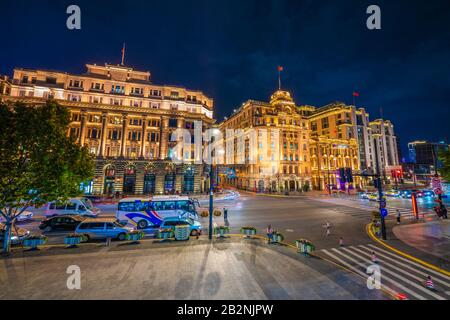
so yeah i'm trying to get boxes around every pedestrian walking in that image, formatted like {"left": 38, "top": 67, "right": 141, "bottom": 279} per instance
{"left": 223, "top": 207, "right": 228, "bottom": 220}
{"left": 371, "top": 251, "right": 378, "bottom": 264}
{"left": 324, "top": 221, "right": 331, "bottom": 237}
{"left": 441, "top": 205, "right": 448, "bottom": 219}
{"left": 396, "top": 209, "right": 401, "bottom": 224}
{"left": 339, "top": 237, "right": 344, "bottom": 247}
{"left": 425, "top": 275, "right": 435, "bottom": 290}
{"left": 266, "top": 224, "right": 274, "bottom": 244}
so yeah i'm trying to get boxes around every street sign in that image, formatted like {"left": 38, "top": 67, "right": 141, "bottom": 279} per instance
{"left": 380, "top": 208, "right": 388, "bottom": 218}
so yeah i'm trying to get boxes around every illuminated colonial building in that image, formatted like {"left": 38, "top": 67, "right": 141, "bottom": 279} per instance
{"left": 369, "top": 119, "right": 402, "bottom": 182}
{"left": 0, "top": 63, "right": 215, "bottom": 195}
{"left": 219, "top": 90, "right": 311, "bottom": 192}
{"left": 306, "top": 103, "right": 361, "bottom": 190}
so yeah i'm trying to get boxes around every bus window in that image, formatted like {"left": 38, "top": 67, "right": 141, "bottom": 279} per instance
{"left": 135, "top": 201, "right": 148, "bottom": 211}
{"left": 151, "top": 201, "right": 163, "bottom": 210}
{"left": 176, "top": 201, "right": 189, "bottom": 211}
{"left": 118, "top": 202, "right": 135, "bottom": 212}
{"left": 164, "top": 201, "right": 176, "bottom": 210}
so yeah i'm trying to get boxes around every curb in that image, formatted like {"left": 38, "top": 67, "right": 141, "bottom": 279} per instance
{"left": 366, "top": 223, "right": 450, "bottom": 277}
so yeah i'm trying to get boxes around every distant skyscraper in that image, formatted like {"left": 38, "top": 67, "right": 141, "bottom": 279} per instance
{"left": 408, "top": 140, "right": 449, "bottom": 169}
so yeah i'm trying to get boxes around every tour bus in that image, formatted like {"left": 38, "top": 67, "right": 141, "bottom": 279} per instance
{"left": 45, "top": 197, "right": 100, "bottom": 218}
{"left": 116, "top": 195, "right": 199, "bottom": 229}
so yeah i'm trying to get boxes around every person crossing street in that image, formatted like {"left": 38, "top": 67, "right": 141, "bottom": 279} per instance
{"left": 426, "top": 275, "right": 435, "bottom": 290}
{"left": 396, "top": 209, "right": 401, "bottom": 224}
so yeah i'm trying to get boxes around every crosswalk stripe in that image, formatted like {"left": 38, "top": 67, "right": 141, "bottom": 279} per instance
{"left": 343, "top": 247, "right": 447, "bottom": 300}
{"left": 320, "top": 249, "right": 399, "bottom": 298}
{"left": 357, "top": 245, "right": 450, "bottom": 288}
{"left": 366, "top": 244, "right": 450, "bottom": 281}
{"left": 330, "top": 248, "right": 428, "bottom": 300}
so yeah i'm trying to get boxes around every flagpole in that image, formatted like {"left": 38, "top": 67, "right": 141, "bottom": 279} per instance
{"left": 278, "top": 70, "right": 281, "bottom": 90}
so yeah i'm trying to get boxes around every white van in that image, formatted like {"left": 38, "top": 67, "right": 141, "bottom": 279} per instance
{"left": 45, "top": 197, "right": 100, "bottom": 218}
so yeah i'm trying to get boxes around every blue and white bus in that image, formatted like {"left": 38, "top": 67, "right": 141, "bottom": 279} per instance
{"left": 116, "top": 195, "right": 199, "bottom": 229}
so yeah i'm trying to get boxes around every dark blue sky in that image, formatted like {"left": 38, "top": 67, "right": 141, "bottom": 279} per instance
{"left": 1, "top": 0, "right": 449, "bottom": 158}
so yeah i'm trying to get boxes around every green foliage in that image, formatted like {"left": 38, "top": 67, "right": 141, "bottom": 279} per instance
{"left": 302, "top": 182, "right": 310, "bottom": 192}
{"left": 439, "top": 149, "right": 450, "bottom": 182}
{"left": 0, "top": 101, "right": 94, "bottom": 252}
{"left": 0, "top": 101, "right": 94, "bottom": 215}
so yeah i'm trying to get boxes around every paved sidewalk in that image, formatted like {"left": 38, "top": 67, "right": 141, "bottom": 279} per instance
{"left": 0, "top": 239, "right": 384, "bottom": 300}
{"left": 393, "top": 220, "right": 450, "bottom": 263}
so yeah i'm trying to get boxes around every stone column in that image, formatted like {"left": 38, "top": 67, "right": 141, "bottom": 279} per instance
{"left": 140, "top": 116, "right": 147, "bottom": 159}
{"left": 79, "top": 110, "right": 87, "bottom": 146}
{"left": 98, "top": 112, "right": 108, "bottom": 157}
{"left": 159, "top": 116, "right": 169, "bottom": 160}
{"left": 120, "top": 113, "right": 128, "bottom": 158}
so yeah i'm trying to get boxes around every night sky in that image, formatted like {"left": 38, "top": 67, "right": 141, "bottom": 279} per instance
{"left": 1, "top": 0, "right": 449, "bottom": 159}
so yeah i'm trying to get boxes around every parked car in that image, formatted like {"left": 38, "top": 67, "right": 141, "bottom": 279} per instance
{"left": 358, "top": 192, "right": 370, "bottom": 200}
{"left": 45, "top": 197, "right": 100, "bottom": 218}
{"left": 385, "top": 190, "right": 401, "bottom": 197}
{"left": 422, "top": 190, "right": 436, "bottom": 198}
{"left": 368, "top": 193, "right": 386, "bottom": 202}
{"left": 0, "top": 223, "right": 30, "bottom": 245}
{"left": 39, "top": 215, "right": 86, "bottom": 232}
{"left": 159, "top": 217, "right": 202, "bottom": 236}
{"left": 83, "top": 195, "right": 103, "bottom": 204}
{"left": 0, "top": 210, "right": 33, "bottom": 223}
{"left": 75, "top": 218, "right": 134, "bottom": 241}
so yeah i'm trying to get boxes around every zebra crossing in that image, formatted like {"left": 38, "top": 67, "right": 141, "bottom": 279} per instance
{"left": 317, "top": 243, "right": 450, "bottom": 300}
{"left": 312, "top": 197, "right": 435, "bottom": 220}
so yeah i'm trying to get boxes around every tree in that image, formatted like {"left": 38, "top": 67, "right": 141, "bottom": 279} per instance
{"left": 439, "top": 148, "right": 450, "bottom": 182}
{"left": 0, "top": 101, "right": 94, "bottom": 254}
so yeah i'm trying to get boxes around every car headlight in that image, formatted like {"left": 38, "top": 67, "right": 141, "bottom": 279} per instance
{"left": 11, "top": 236, "right": 18, "bottom": 241}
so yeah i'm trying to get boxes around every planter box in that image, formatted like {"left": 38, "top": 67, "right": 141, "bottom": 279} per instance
{"left": 216, "top": 228, "right": 229, "bottom": 237}
{"left": 64, "top": 236, "right": 84, "bottom": 247}
{"left": 272, "top": 233, "right": 284, "bottom": 243}
{"left": 23, "top": 237, "right": 47, "bottom": 250}
{"left": 295, "top": 240, "right": 314, "bottom": 255}
{"left": 241, "top": 228, "right": 256, "bottom": 238}
{"left": 126, "top": 232, "right": 144, "bottom": 242}
{"left": 158, "top": 231, "right": 174, "bottom": 240}
{"left": 175, "top": 225, "right": 190, "bottom": 241}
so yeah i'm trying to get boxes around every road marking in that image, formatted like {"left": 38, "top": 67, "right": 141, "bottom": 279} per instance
{"left": 358, "top": 245, "right": 450, "bottom": 288}
{"left": 341, "top": 247, "right": 446, "bottom": 300}
{"left": 285, "top": 229, "right": 294, "bottom": 232}
{"left": 321, "top": 249, "right": 399, "bottom": 298}
{"left": 366, "top": 225, "right": 450, "bottom": 277}
{"left": 331, "top": 248, "right": 427, "bottom": 300}
{"left": 367, "top": 244, "right": 450, "bottom": 280}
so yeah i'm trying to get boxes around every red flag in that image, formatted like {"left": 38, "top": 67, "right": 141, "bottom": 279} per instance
{"left": 352, "top": 91, "right": 359, "bottom": 97}
{"left": 278, "top": 66, "right": 283, "bottom": 72}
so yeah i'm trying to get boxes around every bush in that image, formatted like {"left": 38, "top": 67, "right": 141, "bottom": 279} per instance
{"left": 200, "top": 211, "right": 209, "bottom": 218}
{"left": 213, "top": 210, "right": 222, "bottom": 217}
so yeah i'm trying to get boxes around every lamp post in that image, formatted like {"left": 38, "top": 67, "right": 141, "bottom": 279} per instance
{"left": 208, "top": 162, "right": 213, "bottom": 240}
{"left": 373, "top": 138, "right": 387, "bottom": 240}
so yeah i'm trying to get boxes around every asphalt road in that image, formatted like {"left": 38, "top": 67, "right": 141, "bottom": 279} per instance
{"left": 10, "top": 191, "right": 446, "bottom": 248}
